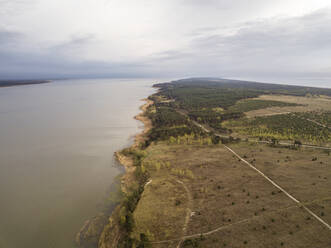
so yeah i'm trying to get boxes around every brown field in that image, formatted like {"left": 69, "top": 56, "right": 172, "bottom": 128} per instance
{"left": 131, "top": 140, "right": 331, "bottom": 247}
{"left": 245, "top": 95, "right": 331, "bottom": 118}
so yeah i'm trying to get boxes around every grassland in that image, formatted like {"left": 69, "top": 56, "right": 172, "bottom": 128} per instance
{"left": 95, "top": 78, "right": 331, "bottom": 248}
{"left": 228, "top": 99, "right": 300, "bottom": 113}
{"left": 128, "top": 140, "right": 331, "bottom": 247}
{"left": 245, "top": 95, "right": 331, "bottom": 118}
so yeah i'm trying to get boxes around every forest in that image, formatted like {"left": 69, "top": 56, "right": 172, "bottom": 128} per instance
{"left": 153, "top": 78, "right": 331, "bottom": 142}
{"left": 295, "top": 111, "right": 331, "bottom": 128}
{"left": 226, "top": 113, "right": 330, "bottom": 143}
{"left": 145, "top": 99, "right": 206, "bottom": 144}
{"left": 154, "top": 78, "right": 331, "bottom": 97}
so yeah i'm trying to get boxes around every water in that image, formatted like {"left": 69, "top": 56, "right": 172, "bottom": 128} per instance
{"left": 0, "top": 78, "right": 157, "bottom": 248}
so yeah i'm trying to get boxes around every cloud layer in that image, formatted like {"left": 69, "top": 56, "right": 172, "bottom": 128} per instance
{"left": 0, "top": 0, "right": 330, "bottom": 87}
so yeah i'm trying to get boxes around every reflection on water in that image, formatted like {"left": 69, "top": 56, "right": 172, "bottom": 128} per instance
{"left": 0, "top": 79, "right": 156, "bottom": 248}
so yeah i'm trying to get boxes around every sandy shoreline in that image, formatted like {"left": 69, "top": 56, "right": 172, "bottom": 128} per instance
{"left": 76, "top": 98, "right": 154, "bottom": 247}
{"left": 133, "top": 98, "right": 154, "bottom": 147}
{"left": 115, "top": 98, "right": 153, "bottom": 193}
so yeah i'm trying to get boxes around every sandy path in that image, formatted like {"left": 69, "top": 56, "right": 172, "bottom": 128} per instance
{"left": 175, "top": 179, "right": 193, "bottom": 248}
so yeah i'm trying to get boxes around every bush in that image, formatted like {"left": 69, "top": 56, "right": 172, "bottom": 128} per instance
{"left": 136, "top": 233, "right": 152, "bottom": 248}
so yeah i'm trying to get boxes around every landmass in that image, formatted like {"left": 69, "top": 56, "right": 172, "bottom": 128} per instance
{"left": 0, "top": 80, "right": 51, "bottom": 87}
{"left": 78, "top": 78, "right": 331, "bottom": 248}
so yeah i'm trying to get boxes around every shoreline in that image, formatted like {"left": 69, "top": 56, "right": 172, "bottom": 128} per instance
{"left": 133, "top": 98, "right": 154, "bottom": 148}
{"left": 115, "top": 98, "right": 153, "bottom": 193}
{"left": 76, "top": 97, "right": 154, "bottom": 247}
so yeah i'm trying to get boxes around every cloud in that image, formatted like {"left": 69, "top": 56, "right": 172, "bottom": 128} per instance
{"left": 150, "top": 50, "right": 193, "bottom": 62}
{"left": 0, "top": 0, "right": 37, "bottom": 16}
{"left": 146, "top": 8, "right": 331, "bottom": 82}
{"left": 0, "top": 0, "right": 330, "bottom": 87}
{"left": 49, "top": 34, "right": 96, "bottom": 59}
{"left": 0, "top": 30, "right": 22, "bottom": 44}
{"left": 0, "top": 29, "right": 153, "bottom": 79}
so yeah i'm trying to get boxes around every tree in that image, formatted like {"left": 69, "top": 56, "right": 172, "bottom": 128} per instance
{"left": 137, "top": 233, "right": 152, "bottom": 248}
{"left": 211, "top": 135, "right": 220, "bottom": 144}
{"left": 169, "top": 136, "right": 176, "bottom": 144}
{"left": 271, "top": 138, "right": 278, "bottom": 146}
{"left": 294, "top": 140, "right": 302, "bottom": 147}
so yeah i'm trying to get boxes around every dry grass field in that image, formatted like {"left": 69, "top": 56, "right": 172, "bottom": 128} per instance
{"left": 245, "top": 95, "right": 331, "bottom": 118}
{"left": 133, "top": 177, "right": 189, "bottom": 246}
{"left": 130, "top": 140, "right": 331, "bottom": 247}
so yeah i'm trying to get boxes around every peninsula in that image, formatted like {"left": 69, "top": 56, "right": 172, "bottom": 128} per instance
{"left": 80, "top": 78, "right": 331, "bottom": 248}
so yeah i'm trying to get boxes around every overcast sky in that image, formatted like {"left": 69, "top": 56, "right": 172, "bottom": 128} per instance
{"left": 1, "top": 0, "right": 331, "bottom": 87}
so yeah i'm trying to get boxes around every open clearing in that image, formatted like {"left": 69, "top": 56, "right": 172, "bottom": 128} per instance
{"left": 131, "top": 140, "right": 331, "bottom": 247}
{"left": 245, "top": 95, "right": 331, "bottom": 118}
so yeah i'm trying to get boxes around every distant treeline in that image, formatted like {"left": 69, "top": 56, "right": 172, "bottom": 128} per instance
{"left": 0, "top": 80, "right": 50, "bottom": 87}
{"left": 154, "top": 78, "right": 331, "bottom": 98}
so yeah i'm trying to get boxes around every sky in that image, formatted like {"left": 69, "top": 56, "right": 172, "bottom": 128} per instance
{"left": 0, "top": 0, "right": 331, "bottom": 87}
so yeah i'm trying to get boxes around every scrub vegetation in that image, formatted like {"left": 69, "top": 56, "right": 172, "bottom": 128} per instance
{"left": 226, "top": 113, "right": 331, "bottom": 143}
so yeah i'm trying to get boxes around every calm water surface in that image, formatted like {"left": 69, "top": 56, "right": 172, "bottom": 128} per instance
{"left": 0, "top": 79, "right": 157, "bottom": 248}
